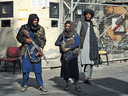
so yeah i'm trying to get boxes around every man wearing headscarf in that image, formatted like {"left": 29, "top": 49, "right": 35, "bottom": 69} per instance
{"left": 16, "top": 14, "right": 47, "bottom": 92}
{"left": 55, "top": 21, "right": 81, "bottom": 91}
{"left": 77, "top": 9, "right": 99, "bottom": 84}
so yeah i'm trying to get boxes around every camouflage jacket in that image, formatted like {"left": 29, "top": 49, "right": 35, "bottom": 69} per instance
{"left": 16, "top": 25, "right": 46, "bottom": 59}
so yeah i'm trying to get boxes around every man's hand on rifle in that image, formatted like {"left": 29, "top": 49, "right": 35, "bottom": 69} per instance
{"left": 26, "top": 39, "right": 32, "bottom": 44}
{"left": 36, "top": 49, "right": 44, "bottom": 57}
{"left": 66, "top": 48, "right": 70, "bottom": 52}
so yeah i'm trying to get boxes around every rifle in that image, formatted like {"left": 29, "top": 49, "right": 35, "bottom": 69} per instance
{"left": 42, "top": 54, "right": 49, "bottom": 64}
{"left": 23, "top": 31, "right": 49, "bottom": 64}
{"left": 60, "top": 34, "right": 67, "bottom": 68}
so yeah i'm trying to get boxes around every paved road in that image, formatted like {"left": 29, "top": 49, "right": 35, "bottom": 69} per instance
{"left": 0, "top": 62, "right": 128, "bottom": 96}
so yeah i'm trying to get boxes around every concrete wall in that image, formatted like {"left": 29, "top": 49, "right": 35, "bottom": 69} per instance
{"left": 0, "top": 0, "right": 61, "bottom": 68}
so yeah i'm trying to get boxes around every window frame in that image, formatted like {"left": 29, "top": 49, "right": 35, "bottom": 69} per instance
{"left": 1, "top": 20, "right": 11, "bottom": 27}
{"left": 51, "top": 20, "right": 58, "bottom": 27}
{"left": 49, "top": 2, "right": 59, "bottom": 18}
{"left": 0, "top": 1, "right": 13, "bottom": 18}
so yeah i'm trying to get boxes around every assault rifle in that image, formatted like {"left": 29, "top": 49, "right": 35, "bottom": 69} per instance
{"left": 23, "top": 31, "right": 49, "bottom": 64}
{"left": 60, "top": 34, "right": 67, "bottom": 68}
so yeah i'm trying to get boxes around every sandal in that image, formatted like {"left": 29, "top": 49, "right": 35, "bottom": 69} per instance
{"left": 75, "top": 86, "right": 82, "bottom": 92}
{"left": 64, "top": 85, "right": 70, "bottom": 91}
{"left": 20, "top": 85, "right": 27, "bottom": 92}
{"left": 39, "top": 86, "right": 47, "bottom": 92}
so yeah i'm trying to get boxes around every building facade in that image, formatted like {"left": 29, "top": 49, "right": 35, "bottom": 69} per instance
{"left": 0, "top": 0, "right": 61, "bottom": 68}
{"left": 0, "top": 0, "right": 128, "bottom": 68}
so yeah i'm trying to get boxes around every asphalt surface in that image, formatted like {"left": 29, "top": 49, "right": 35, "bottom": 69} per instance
{"left": 0, "top": 62, "right": 128, "bottom": 96}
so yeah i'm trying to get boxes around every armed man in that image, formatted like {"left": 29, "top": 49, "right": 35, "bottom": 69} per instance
{"left": 16, "top": 14, "right": 47, "bottom": 92}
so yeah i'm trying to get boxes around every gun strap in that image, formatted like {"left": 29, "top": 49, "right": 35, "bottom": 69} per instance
{"left": 27, "top": 47, "right": 41, "bottom": 63}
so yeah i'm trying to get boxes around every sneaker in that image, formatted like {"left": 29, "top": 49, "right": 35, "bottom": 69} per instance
{"left": 75, "top": 86, "right": 82, "bottom": 91}
{"left": 64, "top": 85, "right": 70, "bottom": 91}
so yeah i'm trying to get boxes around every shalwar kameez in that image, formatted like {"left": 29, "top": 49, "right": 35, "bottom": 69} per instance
{"left": 76, "top": 9, "right": 98, "bottom": 83}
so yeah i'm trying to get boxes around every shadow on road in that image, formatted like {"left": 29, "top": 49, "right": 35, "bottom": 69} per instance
{"left": 91, "top": 77, "right": 128, "bottom": 94}
{"left": 49, "top": 76, "right": 128, "bottom": 96}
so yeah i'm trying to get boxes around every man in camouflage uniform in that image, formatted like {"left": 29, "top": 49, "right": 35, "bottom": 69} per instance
{"left": 16, "top": 14, "right": 47, "bottom": 92}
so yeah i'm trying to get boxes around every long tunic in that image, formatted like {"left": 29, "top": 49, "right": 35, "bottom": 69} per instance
{"left": 77, "top": 21, "right": 94, "bottom": 65}
{"left": 55, "top": 33, "right": 80, "bottom": 80}
{"left": 22, "top": 31, "right": 42, "bottom": 73}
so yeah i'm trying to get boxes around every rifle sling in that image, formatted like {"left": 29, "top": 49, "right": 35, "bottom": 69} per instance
{"left": 27, "top": 47, "right": 41, "bottom": 63}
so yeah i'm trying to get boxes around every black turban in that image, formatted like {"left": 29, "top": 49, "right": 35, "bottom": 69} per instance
{"left": 83, "top": 9, "right": 94, "bottom": 18}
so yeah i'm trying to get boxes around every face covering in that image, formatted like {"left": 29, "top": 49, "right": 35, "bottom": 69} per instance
{"left": 27, "top": 14, "right": 40, "bottom": 32}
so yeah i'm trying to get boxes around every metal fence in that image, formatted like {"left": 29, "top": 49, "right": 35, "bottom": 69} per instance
{"left": 61, "top": 1, "right": 128, "bottom": 57}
